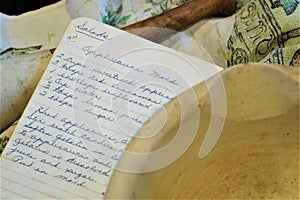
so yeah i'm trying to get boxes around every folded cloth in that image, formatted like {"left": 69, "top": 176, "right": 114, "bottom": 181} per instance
{"left": 227, "top": 0, "right": 300, "bottom": 67}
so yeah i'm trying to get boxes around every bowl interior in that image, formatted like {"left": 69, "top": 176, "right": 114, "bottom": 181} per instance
{"left": 105, "top": 64, "right": 299, "bottom": 199}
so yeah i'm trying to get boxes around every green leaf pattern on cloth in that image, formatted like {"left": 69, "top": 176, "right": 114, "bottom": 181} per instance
{"left": 102, "top": 4, "right": 132, "bottom": 26}
{"left": 99, "top": 0, "right": 190, "bottom": 27}
{"left": 0, "top": 46, "right": 42, "bottom": 60}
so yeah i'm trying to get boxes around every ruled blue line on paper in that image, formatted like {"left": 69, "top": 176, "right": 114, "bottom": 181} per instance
{"left": 1, "top": 160, "right": 101, "bottom": 199}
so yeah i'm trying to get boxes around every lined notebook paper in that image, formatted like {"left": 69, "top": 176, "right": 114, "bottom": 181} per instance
{"left": 1, "top": 17, "right": 222, "bottom": 199}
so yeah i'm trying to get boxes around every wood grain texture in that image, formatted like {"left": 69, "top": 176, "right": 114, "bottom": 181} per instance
{"left": 122, "top": 0, "right": 237, "bottom": 42}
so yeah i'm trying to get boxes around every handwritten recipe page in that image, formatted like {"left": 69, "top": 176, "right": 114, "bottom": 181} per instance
{"left": 1, "top": 17, "right": 221, "bottom": 199}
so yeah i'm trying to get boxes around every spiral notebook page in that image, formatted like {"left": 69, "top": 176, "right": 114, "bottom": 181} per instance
{"left": 1, "top": 17, "right": 222, "bottom": 199}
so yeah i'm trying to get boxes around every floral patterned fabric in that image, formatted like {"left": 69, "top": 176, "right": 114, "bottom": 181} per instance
{"left": 67, "top": 0, "right": 190, "bottom": 27}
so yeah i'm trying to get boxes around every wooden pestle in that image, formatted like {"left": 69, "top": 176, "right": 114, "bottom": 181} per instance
{"left": 49, "top": 0, "right": 236, "bottom": 53}
{"left": 122, "top": 0, "right": 237, "bottom": 42}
